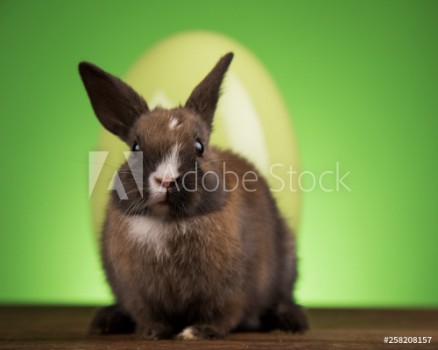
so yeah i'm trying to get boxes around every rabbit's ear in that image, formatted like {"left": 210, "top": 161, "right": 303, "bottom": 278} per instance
{"left": 79, "top": 62, "right": 149, "bottom": 141}
{"left": 185, "top": 53, "right": 233, "bottom": 131}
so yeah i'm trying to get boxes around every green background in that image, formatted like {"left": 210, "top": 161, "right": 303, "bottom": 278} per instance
{"left": 1, "top": 0, "right": 437, "bottom": 307}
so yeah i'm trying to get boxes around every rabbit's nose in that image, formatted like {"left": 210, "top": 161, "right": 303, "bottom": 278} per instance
{"left": 154, "top": 176, "right": 176, "bottom": 189}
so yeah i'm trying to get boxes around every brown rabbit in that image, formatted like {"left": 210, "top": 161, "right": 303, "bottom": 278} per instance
{"left": 79, "top": 53, "right": 308, "bottom": 340}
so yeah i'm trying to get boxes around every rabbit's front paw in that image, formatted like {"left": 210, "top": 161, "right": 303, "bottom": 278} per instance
{"left": 138, "top": 322, "right": 174, "bottom": 340}
{"left": 176, "top": 325, "right": 224, "bottom": 340}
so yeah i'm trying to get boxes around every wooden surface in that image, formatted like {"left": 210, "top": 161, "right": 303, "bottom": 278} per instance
{"left": 0, "top": 307, "right": 437, "bottom": 349}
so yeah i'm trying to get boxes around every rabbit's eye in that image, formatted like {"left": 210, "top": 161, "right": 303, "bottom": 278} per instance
{"left": 195, "top": 139, "right": 204, "bottom": 156}
{"left": 132, "top": 142, "right": 140, "bottom": 152}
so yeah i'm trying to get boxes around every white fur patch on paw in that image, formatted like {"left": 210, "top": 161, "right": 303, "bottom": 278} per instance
{"left": 176, "top": 326, "right": 198, "bottom": 340}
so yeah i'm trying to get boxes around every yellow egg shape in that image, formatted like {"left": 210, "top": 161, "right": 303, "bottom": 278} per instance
{"left": 91, "top": 31, "right": 301, "bottom": 235}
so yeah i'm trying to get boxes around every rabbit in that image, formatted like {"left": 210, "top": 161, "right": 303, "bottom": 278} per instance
{"left": 79, "top": 52, "right": 308, "bottom": 340}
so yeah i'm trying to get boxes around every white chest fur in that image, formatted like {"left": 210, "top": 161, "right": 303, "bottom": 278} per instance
{"left": 127, "top": 215, "right": 187, "bottom": 258}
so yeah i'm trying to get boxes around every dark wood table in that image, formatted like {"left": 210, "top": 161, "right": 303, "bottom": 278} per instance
{"left": 0, "top": 307, "right": 437, "bottom": 349}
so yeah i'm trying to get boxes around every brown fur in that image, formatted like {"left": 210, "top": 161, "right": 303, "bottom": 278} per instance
{"left": 79, "top": 53, "right": 308, "bottom": 339}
